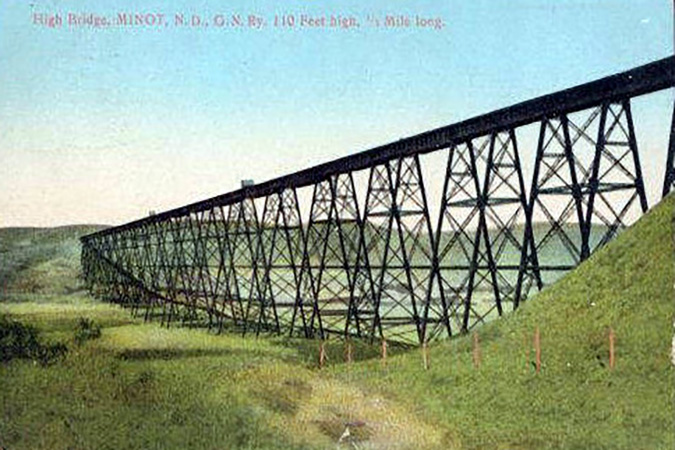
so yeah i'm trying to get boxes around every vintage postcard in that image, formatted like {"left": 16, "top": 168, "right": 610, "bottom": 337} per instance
{"left": 1, "top": 1, "right": 673, "bottom": 448}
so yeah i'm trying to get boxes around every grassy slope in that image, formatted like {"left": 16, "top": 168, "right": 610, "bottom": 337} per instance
{"left": 333, "top": 194, "right": 675, "bottom": 449}
{"left": 0, "top": 195, "right": 673, "bottom": 449}
{"left": 0, "top": 225, "right": 105, "bottom": 299}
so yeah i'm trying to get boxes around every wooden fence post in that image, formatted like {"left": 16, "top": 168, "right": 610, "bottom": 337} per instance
{"left": 319, "top": 340, "right": 326, "bottom": 369}
{"left": 609, "top": 327, "right": 615, "bottom": 370}
{"left": 381, "top": 339, "right": 387, "bottom": 368}
{"left": 472, "top": 332, "right": 481, "bottom": 369}
{"left": 422, "top": 342, "right": 430, "bottom": 370}
{"left": 534, "top": 326, "right": 541, "bottom": 374}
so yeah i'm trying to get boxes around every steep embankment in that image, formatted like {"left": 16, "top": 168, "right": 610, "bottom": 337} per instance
{"left": 334, "top": 193, "right": 675, "bottom": 449}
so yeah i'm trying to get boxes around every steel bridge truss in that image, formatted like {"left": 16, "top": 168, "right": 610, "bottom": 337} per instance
{"left": 82, "top": 57, "right": 675, "bottom": 346}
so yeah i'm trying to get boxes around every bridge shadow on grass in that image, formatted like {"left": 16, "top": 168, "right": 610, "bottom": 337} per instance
{"left": 116, "top": 346, "right": 286, "bottom": 362}
{"left": 119, "top": 307, "right": 414, "bottom": 365}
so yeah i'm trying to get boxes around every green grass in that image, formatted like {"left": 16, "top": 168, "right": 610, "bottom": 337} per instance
{"left": 1, "top": 197, "right": 673, "bottom": 449}
{"left": 330, "top": 194, "right": 675, "bottom": 449}
{"left": 0, "top": 229, "right": 431, "bottom": 449}
{"left": 0, "top": 225, "right": 105, "bottom": 300}
{"left": 0, "top": 310, "right": 431, "bottom": 449}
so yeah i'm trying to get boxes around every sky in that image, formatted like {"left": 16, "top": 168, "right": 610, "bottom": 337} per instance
{"left": 0, "top": 0, "right": 673, "bottom": 227}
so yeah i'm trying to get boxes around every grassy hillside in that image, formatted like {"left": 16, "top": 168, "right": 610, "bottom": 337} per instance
{"left": 332, "top": 194, "right": 675, "bottom": 448}
{"left": 0, "top": 225, "right": 105, "bottom": 300}
{"left": 1, "top": 195, "right": 673, "bottom": 449}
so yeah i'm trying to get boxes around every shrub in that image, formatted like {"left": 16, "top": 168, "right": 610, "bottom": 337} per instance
{"left": 0, "top": 315, "right": 68, "bottom": 365}
{"left": 34, "top": 342, "right": 68, "bottom": 365}
{"left": 74, "top": 317, "right": 102, "bottom": 345}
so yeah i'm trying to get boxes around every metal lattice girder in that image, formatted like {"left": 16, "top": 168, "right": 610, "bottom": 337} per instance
{"left": 295, "top": 180, "right": 328, "bottom": 338}
{"left": 346, "top": 172, "right": 378, "bottom": 341}
{"left": 228, "top": 198, "right": 260, "bottom": 330}
{"left": 79, "top": 58, "right": 675, "bottom": 346}
{"left": 360, "top": 161, "right": 394, "bottom": 341}
{"left": 212, "top": 205, "right": 241, "bottom": 328}
{"left": 583, "top": 99, "right": 648, "bottom": 256}
{"left": 257, "top": 189, "right": 305, "bottom": 334}
{"left": 242, "top": 197, "right": 270, "bottom": 335}
{"left": 430, "top": 140, "right": 485, "bottom": 337}
{"left": 207, "top": 206, "right": 238, "bottom": 330}
{"left": 249, "top": 193, "right": 285, "bottom": 335}
{"left": 361, "top": 156, "right": 435, "bottom": 345}
{"left": 197, "top": 208, "right": 224, "bottom": 328}
{"left": 192, "top": 209, "right": 221, "bottom": 329}
{"left": 521, "top": 99, "right": 648, "bottom": 297}
{"left": 520, "top": 112, "right": 591, "bottom": 289}
{"left": 169, "top": 215, "right": 194, "bottom": 324}
{"left": 225, "top": 203, "right": 244, "bottom": 325}
{"left": 475, "top": 129, "right": 532, "bottom": 324}
{"left": 664, "top": 99, "right": 675, "bottom": 198}
{"left": 294, "top": 174, "right": 364, "bottom": 339}
{"left": 439, "top": 129, "right": 533, "bottom": 333}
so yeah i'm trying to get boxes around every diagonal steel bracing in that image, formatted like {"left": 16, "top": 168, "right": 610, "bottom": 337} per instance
{"left": 81, "top": 57, "right": 675, "bottom": 346}
{"left": 664, "top": 100, "right": 675, "bottom": 198}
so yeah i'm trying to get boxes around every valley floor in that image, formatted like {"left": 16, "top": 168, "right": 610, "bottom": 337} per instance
{"left": 1, "top": 196, "right": 674, "bottom": 449}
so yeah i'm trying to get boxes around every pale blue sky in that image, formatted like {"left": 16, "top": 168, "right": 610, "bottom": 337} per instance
{"left": 0, "top": 0, "right": 672, "bottom": 226}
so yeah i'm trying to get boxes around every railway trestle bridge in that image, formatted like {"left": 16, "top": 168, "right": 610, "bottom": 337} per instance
{"left": 81, "top": 56, "right": 675, "bottom": 345}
